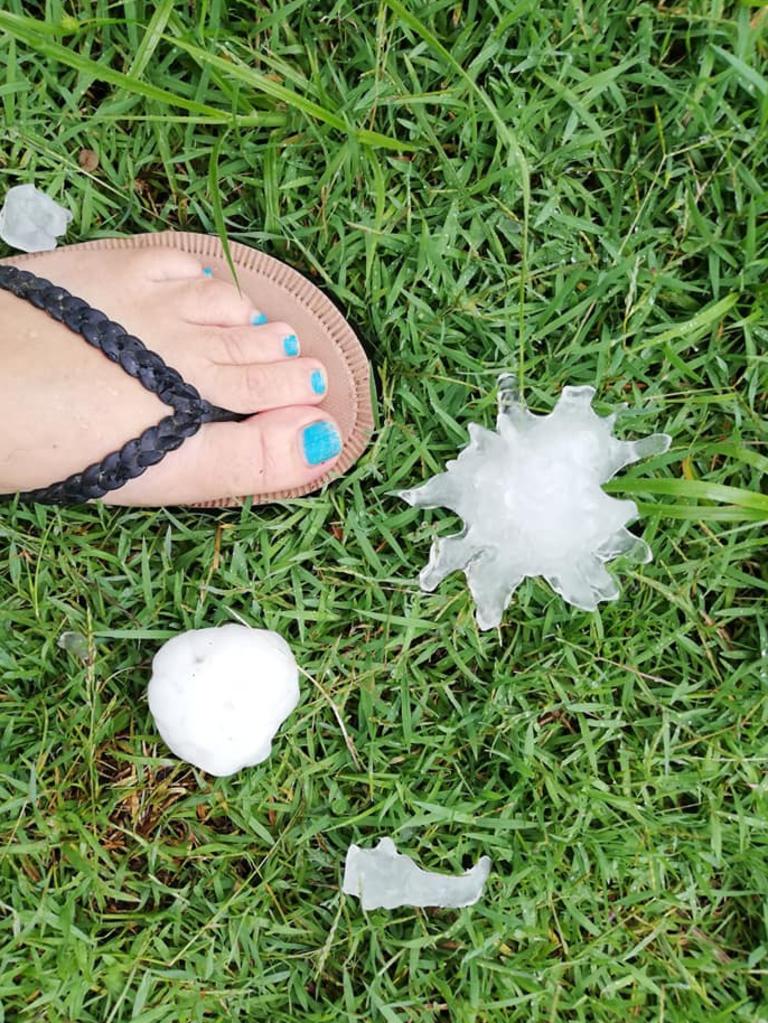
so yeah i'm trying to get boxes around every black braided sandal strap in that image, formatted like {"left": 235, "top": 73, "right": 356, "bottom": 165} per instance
{"left": 0, "top": 264, "right": 244, "bottom": 505}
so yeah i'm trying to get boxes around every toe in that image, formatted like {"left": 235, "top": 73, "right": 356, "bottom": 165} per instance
{"left": 178, "top": 277, "right": 263, "bottom": 326}
{"left": 106, "top": 407, "right": 343, "bottom": 505}
{"left": 213, "top": 321, "right": 302, "bottom": 364}
{"left": 129, "top": 248, "right": 204, "bottom": 281}
{"left": 211, "top": 408, "right": 342, "bottom": 498}
{"left": 202, "top": 358, "right": 327, "bottom": 413}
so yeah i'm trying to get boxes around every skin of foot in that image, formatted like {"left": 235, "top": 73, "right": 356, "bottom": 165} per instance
{"left": 0, "top": 247, "right": 343, "bottom": 505}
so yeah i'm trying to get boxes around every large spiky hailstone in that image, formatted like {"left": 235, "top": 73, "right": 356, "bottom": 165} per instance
{"left": 400, "top": 377, "right": 671, "bottom": 630}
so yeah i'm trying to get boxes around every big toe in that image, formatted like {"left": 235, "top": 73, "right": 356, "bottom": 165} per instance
{"left": 106, "top": 407, "right": 343, "bottom": 506}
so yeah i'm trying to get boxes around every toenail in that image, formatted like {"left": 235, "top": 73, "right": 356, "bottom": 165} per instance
{"left": 283, "top": 334, "right": 300, "bottom": 357}
{"left": 202, "top": 266, "right": 214, "bottom": 277}
{"left": 250, "top": 311, "right": 268, "bottom": 325}
{"left": 302, "top": 421, "right": 341, "bottom": 466}
{"left": 310, "top": 369, "right": 326, "bottom": 395}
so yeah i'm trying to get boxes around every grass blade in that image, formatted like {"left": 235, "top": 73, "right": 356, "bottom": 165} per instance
{"left": 712, "top": 44, "right": 768, "bottom": 96}
{"left": 167, "top": 36, "right": 416, "bottom": 151}
{"left": 383, "top": 0, "right": 531, "bottom": 387}
{"left": 704, "top": 442, "right": 768, "bottom": 476}
{"left": 0, "top": 11, "right": 224, "bottom": 117}
{"left": 642, "top": 293, "right": 739, "bottom": 347}
{"left": 607, "top": 477, "right": 768, "bottom": 513}
{"left": 125, "top": 0, "right": 176, "bottom": 79}
{"left": 384, "top": 0, "right": 529, "bottom": 177}
{"left": 208, "top": 135, "right": 239, "bottom": 289}
{"left": 635, "top": 502, "right": 768, "bottom": 522}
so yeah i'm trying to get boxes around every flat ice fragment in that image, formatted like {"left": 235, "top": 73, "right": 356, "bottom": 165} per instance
{"left": 400, "top": 375, "right": 671, "bottom": 629}
{"left": 147, "top": 624, "right": 299, "bottom": 777}
{"left": 0, "top": 184, "right": 72, "bottom": 252}
{"left": 342, "top": 837, "right": 491, "bottom": 910}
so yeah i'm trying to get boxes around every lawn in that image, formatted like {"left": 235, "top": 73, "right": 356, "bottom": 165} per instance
{"left": 1, "top": 1, "right": 767, "bottom": 1021}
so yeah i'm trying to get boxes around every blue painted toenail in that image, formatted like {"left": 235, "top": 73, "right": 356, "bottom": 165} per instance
{"left": 250, "top": 311, "right": 268, "bottom": 325}
{"left": 202, "top": 266, "right": 213, "bottom": 277}
{"left": 311, "top": 370, "right": 326, "bottom": 395}
{"left": 283, "top": 334, "right": 299, "bottom": 357}
{"left": 302, "top": 421, "right": 341, "bottom": 466}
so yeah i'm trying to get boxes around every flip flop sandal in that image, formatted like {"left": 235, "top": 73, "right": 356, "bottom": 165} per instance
{"left": 0, "top": 231, "right": 373, "bottom": 507}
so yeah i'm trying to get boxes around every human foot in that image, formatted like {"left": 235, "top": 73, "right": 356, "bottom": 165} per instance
{"left": 0, "top": 246, "right": 344, "bottom": 505}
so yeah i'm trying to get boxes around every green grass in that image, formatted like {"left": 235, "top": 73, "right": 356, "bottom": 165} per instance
{"left": 1, "top": 1, "right": 767, "bottom": 1020}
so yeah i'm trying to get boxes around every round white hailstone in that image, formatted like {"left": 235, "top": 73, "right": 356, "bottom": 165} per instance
{"left": 147, "top": 624, "right": 300, "bottom": 777}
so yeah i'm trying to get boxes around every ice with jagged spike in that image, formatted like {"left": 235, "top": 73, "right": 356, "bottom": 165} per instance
{"left": 400, "top": 376, "right": 671, "bottom": 630}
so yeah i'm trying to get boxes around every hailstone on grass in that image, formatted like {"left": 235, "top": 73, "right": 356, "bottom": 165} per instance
{"left": 400, "top": 376, "right": 671, "bottom": 630}
{"left": 342, "top": 837, "right": 491, "bottom": 910}
{"left": 147, "top": 624, "right": 299, "bottom": 777}
{"left": 0, "top": 184, "right": 72, "bottom": 252}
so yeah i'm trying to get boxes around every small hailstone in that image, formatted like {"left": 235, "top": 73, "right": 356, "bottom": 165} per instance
{"left": 147, "top": 624, "right": 299, "bottom": 778}
{"left": 57, "top": 630, "right": 89, "bottom": 662}
{"left": 400, "top": 375, "right": 671, "bottom": 630}
{"left": 0, "top": 183, "right": 72, "bottom": 252}
{"left": 342, "top": 837, "right": 491, "bottom": 910}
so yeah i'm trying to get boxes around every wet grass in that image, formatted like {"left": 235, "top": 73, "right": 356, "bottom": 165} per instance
{"left": 1, "top": 1, "right": 767, "bottom": 1021}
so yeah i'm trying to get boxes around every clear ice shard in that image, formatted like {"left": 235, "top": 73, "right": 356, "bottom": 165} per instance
{"left": 0, "top": 184, "right": 72, "bottom": 252}
{"left": 57, "top": 630, "right": 89, "bottom": 662}
{"left": 342, "top": 837, "right": 491, "bottom": 910}
{"left": 400, "top": 376, "right": 671, "bottom": 630}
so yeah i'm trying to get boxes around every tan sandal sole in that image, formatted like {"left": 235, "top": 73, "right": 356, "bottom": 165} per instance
{"left": 3, "top": 231, "right": 373, "bottom": 508}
